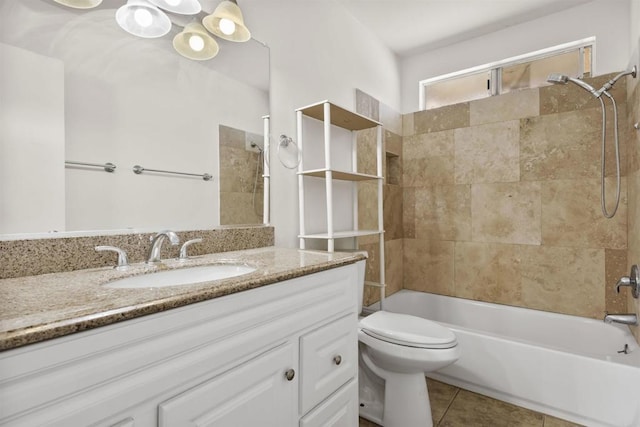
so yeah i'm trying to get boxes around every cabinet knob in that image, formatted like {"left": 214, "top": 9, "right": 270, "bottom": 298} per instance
{"left": 333, "top": 355, "right": 342, "bottom": 366}
{"left": 285, "top": 369, "right": 295, "bottom": 381}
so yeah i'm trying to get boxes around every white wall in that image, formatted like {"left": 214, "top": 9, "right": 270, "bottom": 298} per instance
{"left": 244, "top": 0, "right": 401, "bottom": 247}
{"left": 631, "top": 0, "right": 640, "bottom": 71}
{"left": 0, "top": 44, "right": 65, "bottom": 234}
{"left": 400, "top": 0, "right": 632, "bottom": 113}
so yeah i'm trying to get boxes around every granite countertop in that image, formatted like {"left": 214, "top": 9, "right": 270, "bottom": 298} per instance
{"left": 0, "top": 246, "right": 365, "bottom": 351}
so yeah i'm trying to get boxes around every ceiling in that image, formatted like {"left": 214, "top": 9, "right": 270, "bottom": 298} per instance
{"left": 335, "top": 0, "right": 594, "bottom": 57}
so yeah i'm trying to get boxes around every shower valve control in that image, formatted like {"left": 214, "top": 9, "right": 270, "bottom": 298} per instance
{"left": 616, "top": 264, "right": 639, "bottom": 299}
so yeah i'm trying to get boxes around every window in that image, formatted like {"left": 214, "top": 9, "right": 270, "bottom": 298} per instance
{"left": 419, "top": 37, "right": 594, "bottom": 110}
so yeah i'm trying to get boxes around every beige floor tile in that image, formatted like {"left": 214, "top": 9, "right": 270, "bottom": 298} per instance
{"left": 542, "top": 415, "right": 584, "bottom": 427}
{"left": 359, "top": 416, "right": 381, "bottom": 427}
{"left": 439, "top": 389, "right": 543, "bottom": 427}
{"left": 427, "top": 378, "right": 459, "bottom": 424}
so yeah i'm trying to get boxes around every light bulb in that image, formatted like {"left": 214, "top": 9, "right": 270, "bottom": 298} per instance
{"left": 188, "top": 34, "right": 205, "bottom": 52}
{"left": 219, "top": 18, "right": 236, "bottom": 35}
{"left": 134, "top": 8, "right": 153, "bottom": 27}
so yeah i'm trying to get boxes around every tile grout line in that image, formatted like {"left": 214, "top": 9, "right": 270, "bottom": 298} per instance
{"left": 437, "top": 386, "right": 461, "bottom": 426}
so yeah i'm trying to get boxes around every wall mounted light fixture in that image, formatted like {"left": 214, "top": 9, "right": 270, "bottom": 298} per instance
{"left": 54, "top": 0, "right": 251, "bottom": 59}
{"left": 53, "top": 0, "right": 103, "bottom": 8}
{"left": 115, "top": 0, "right": 172, "bottom": 38}
{"left": 202, "top": 0, "right": 251, "bottom": 42}
{"left": 173, "top": 22, "right": 219, "bottom": 60}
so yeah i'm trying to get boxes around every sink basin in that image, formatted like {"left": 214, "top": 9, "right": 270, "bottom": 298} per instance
{"left": 103, "top": 264, "right": 256, "bottom": 289}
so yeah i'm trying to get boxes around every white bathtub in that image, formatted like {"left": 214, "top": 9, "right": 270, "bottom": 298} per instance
{"left": 378, "top": 290, "right": 640, "bottom": 427}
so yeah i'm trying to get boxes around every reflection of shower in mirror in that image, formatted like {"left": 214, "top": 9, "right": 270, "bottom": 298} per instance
{"left": 250, "top": 141, "right": 264, "bottom": 218}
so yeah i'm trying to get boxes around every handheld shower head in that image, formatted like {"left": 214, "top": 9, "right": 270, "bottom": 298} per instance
{"left": 250, "top": 142, "right": 263, "bottom": 153}
{"left": 547, "top": 73, "right": 569, "bottom": 84}
{"left": 546, "top": 73, "right": 599, "bottom": 97}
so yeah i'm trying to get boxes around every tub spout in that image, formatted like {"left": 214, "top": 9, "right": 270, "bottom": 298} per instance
{"left": 603, "top": 313, "right": 638, "bottom": 326}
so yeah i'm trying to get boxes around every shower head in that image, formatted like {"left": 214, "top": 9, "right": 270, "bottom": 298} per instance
{"left": 546, "top": 73, "right": 599, "bottom": 97}
{"left": 547, "top": 73, "right": 569, "bottom": 84}
{"left": 250, "top": 142, "right": 263, "bottom": 153}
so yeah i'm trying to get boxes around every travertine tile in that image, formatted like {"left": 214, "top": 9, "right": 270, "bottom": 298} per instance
{"left": 414, "top": 102, "right": 470, "bottom": 134}
{"left": 471, "top": 182, "right": 541, "bottom": 245}
{"left": 220, "top": 192, "right": 262, "bottom": 225}
{"left": 605, "top": 249, "right": 628, "bottom": 314}
{"left": 219, "top": 146, "right": 261, "bottom": 193}
{"left": 219, "top": 124, "right": 245, "bottom": 148}
{"left": 403, "top": 129, "right": 454, "bottom": 159}
{"left": 358, "top": 182, "right": 379, "bottom": 231}
{"left": 540, "top": 72, "right": 627, "bottom": 116}
{"left": 383, "top": 184, "right": 403, "bottom": 241}
{"left": 403, "top": 239, "right": 454, "bottom": 295}
{"left": 403, "top": 112, "right": 415, "bottom": 137}
{"left": 520, "top": 106, "right": 627, "bottom": 181}
{"left": 470, "top": 88, "right": 539, "bottom": 126}
{"left": 385, "top": 130, "right": 402, "bottom": 156}
{"left": 403, "top": 187, "right": 416, "bottom": 238}
{"left": 541, "top": 178, "right": 627, "bottom": 250}
{"left": 439, "top": 389, "right": 543, "bottom": 427}
{"left": 628, "top": 82, "right": 640, "bottom": 174}
{"left": 628, "top": 170, "right": 640, "bottom": 265}
{"left": 358, "top": 417, "right": 380, "bottom": 427}
{"left": 403, "top": 155, "right": 454, "bottom": 187}
{"left": 355, "top": 88, "right": 380, "bottom": 121}
{"left": 454, "top": 121, "right": 520, "bottom": 184}
{"left": 385, "top": 239, "right": 403, "bottom": 296}
{"left": 426, "top": 378, "right": 458, "bottom": 424}
{"left": 357, "top": 127, "right": 378, "bottom": 176}
{"left": 415, "top": 185, "right": 471, "bottom": 241}
{"left": 543, "top": 415, "right": 584, "bottom": 427}
{"left": 454, "top": 242, "right": 522, "bottom": 306}
{"left": 380, "top": 102, "right": 402, "bottom": 136}
{"left": 360, "top": 242, "right": 381, "bottom": 306}
{"left": 521, "top": 246, "right": 605, "bottom": 318}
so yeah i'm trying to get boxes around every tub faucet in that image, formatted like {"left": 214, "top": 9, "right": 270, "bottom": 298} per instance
{"left": 147, "top": 230, "right": 180, "bottom": 264}
{"left": 603, "top": 313, "right": 638, "bottom": 326}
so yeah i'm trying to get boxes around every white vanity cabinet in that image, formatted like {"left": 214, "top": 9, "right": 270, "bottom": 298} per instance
{"left": 0, "top": 264, "right": 359, "bottom": 427}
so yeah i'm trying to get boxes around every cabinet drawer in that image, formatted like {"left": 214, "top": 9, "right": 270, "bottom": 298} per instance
{"left": 300, "top": 314, "right": 357, "bottom": 414}
{"left": 299, "top": 379, "right": 358, "bottom": 427}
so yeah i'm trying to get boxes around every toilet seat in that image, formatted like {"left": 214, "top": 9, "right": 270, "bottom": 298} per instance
{"left": 359, "top": 311, "right": 457, "bottom": 349}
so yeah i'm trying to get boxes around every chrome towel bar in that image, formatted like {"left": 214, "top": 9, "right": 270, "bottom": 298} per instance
{"left": 132, "top": 165, "right": 212, "bottom": 181}
{"left": 65, "top": 161, "right": 116, "bottom": 172}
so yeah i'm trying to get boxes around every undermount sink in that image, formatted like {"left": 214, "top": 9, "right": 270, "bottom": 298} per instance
{"left": 103, "top": 264, "right": 256, "bottom": 289}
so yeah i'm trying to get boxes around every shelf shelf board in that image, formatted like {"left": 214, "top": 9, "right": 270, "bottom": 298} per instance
{"left": 299, "top": 230, "right": 382, "bottom": 240}
{"left": 296, "top": 100, "right": 381, "bottom": 131}
{"left": 364, "top": 281, "right": 386, "bottom": 289}
{"left": 298, "top": 168, "right": 382, "bottom": 182}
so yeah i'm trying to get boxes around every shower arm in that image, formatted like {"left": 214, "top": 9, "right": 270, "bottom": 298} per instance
{"left": 594, "top": 65, "right": 637, "bottom": 97}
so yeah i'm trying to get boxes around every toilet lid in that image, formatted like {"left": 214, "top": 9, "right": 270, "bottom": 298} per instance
{"left": 359, "top": 311, "right": 457, "bottom": 349}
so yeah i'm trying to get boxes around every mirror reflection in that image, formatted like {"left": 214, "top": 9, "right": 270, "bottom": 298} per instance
{"left": 0, "top": 0, "right": 269, "bottom": 236}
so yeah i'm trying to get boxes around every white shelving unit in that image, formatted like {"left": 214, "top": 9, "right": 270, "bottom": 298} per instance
{"left": 296, "top": 100, "right": 385, "bottom": 303}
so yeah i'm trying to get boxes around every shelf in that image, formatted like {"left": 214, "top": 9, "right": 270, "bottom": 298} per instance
{"left": 299, "top": 230, "right": 382, "bottom": 240}
{"left": 296, "top": 100, "right": 381, "bottom": 131}
{"left": 364, "top": 281, "right": 386, "bottom": 289}
{"left": 298, "top": 169, "right": 382, "bottom": 182}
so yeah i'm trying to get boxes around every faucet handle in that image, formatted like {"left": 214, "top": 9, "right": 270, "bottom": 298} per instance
{"left": 615, "top": 265, "right": 639, "bottom": 298}
{"left": 179, "top": 238, "right": 203, "bottom": 260}
{"left": 95, "top": 246, "right": 129, "bottom": 271}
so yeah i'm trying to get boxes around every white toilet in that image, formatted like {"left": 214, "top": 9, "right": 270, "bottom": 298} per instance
{"left": 355, "top": 259, "right": 460, "bottom": 427}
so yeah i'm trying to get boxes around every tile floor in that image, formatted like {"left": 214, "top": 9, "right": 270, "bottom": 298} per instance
{"left": 358, "top": 378, "right": 583, "bottom": 427}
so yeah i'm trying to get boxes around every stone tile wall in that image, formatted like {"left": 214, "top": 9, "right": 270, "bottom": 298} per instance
{"left": 355, "top": 90, "right": 404, "bottom": 306}
{"left": 403, "top": 73, "right": 629, "bottom": 319}
{"left": 219, "top": 125, "right": 264, "bottom": 225}
{"left": 627, "top": 73, "right": 640, "bottom": 341}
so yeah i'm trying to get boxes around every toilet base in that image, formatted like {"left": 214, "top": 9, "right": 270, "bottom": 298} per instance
{"left": 383, "top": 373, "right": 432, "bottom": 427}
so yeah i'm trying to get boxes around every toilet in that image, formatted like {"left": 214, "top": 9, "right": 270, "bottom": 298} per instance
{"left": 355, "top": 259, "right": 460, "bottom": 427}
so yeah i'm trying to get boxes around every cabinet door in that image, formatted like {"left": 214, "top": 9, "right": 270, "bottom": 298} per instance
{"left": 159, "top": 343, "right": 297, "bottom": 427}
{"left": 300, "top": 314, "right": 358, "bottom": 414}
{"left": 299, "top": 379, "right": 358, "bottom": 427}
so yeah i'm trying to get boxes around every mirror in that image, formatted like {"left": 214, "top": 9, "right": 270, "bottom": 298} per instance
{"left": 0, "top": 0, "right": 269, "bottom": 237}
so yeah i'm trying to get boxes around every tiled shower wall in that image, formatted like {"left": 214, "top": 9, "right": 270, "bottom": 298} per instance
{"left": 627, "top": 73, "right": 640, "bottom": 341}
{"left": 355, "top": 90, "right": 404, "bottom": 306}
{"left": 219, "top": 125, "right": 264, "bottom": 225}
{"left": 402, "top": 73, "right": 631, "bottom": 319}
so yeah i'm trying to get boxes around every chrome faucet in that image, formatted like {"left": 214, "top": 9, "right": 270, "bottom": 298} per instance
{"left": 147, "top": 230, "right": 180, "bottom": 264}
{"left": 604, "top": 313, "right": 638, "bottom": 326}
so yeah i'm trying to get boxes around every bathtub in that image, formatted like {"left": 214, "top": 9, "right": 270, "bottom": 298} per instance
{"left": 377, "top": 290, "right": 640, "bottom": 427}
